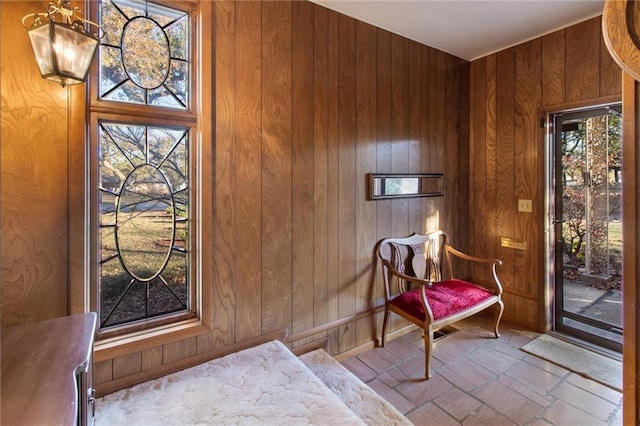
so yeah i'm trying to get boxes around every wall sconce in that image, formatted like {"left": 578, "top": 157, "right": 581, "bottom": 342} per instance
{"left": 21, "top": 0, "right": 102, "bottom": 87}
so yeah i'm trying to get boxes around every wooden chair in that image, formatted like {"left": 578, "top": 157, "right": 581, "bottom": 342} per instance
{"left": 376, "top": 230, "right": 504, "bottom": 378}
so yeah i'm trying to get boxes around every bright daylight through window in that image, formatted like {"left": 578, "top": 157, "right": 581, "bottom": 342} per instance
{"left": 93, "top": 0, "right": 194, "bottom": 334}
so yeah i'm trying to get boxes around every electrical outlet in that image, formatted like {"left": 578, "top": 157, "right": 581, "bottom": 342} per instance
{"left": 518, "top": 199, "right": 532, "bottom": 213}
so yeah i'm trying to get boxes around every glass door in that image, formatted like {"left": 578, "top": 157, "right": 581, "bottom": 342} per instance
{"left": 552, "top": 105, "right": 623, "bottom": 352}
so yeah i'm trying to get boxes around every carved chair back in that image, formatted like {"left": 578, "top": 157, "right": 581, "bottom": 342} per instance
{"left": 377, "top": 230, "right": 453, "bottom": 301}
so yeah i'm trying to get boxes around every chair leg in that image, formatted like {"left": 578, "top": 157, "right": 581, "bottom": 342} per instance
{"left": 381, "top": 305, "right": 390, "bottom": 347}
{"left": 423, "top": 327, "right": 433, "bottom": 379}
{"left": 493, "top": 300, "right": 504, "bottom": 338}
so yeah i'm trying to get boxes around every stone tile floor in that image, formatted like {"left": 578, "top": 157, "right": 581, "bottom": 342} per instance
{"left": 341, "top": 317, "right": 623, "bottom": 425}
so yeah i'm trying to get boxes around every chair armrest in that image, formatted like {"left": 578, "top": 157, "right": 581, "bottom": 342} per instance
{"left": 446, "top": 246, "right": 502, "bottom": 266}
{"left": 445, "top": 246, "right": 504, "bottom": 296}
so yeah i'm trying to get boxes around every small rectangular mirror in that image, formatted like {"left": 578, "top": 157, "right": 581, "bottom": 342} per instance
{"left": 368, "top": 173, "right": 444, "bottom": 200}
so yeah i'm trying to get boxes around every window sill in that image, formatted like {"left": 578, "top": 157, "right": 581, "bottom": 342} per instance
{"left": 94, "top": 318, "right": 209, "bottom": 363}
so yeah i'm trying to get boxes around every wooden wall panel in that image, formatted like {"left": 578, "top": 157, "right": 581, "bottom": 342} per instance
{"left": 390, "top": 34, "right": 409, "bottom": 237}
{"left": 209, "top": 0, "right": 237, "bottom": 348}
{"left": 261, "top": 1, "right": 293, "bottom": 334}
{"left": 292, "top": 0, "right": 315, "bottom": 339}
{"left": 375, "top": 30, "right": 393, "bottom": 246}
{"left": 374, "top": 28, "right": 393, "bottom": 331}
{"left": 421, "top": 47, "right": 436, "bottom": 233}
{"left": 514, "top": 39, "right": 542, "bottom": 301}
{"left": 387, "top": 34, "right": 410, "bottom": 333}
{"left": 495, "top": 49, "right": 516, "bottom": 301}
{"left": 407, "top": 41, "right": 423, "bottom": 234}
{"left": 1, "top": 1, "right": 69, "bottom": 326}
{"left": 337, "top": 15, "right": 357, "bottom": 352}
{"left": 600, "top": 31, "right": 622, "bottom": 97}
{"left": 436, "top": 49, "right": 456, "bottom": 240}
{"left": 485, "top": 54, "right": 498, "bottom": 274}
{"left": 325, "top": 9, "right": 340, "bottom": 350}
{"left": 2, "top": 0, "right": 469, "bottom": 392}
{"left": 3, "top": 0, "right": 633, "bottom": 400}
{"left": 432, "top": 51, "right": 448, "bottom": 235}
{"left": 542, "top": 29, "right": 566, "bottom": 107}
{"left": 565, "top": 19, "right": 600, "bottom": 102}
{"left": 470, "top": 58, "right": 487, "bottom": 280}
{"left": 354, "top": 21, "right": 377, "bottom": 346}
{"left": 312, "top": 6, "right": 329, "bottom": 331}
{"left": 141, "top": 346, "right": 163, "bottom": 371}
{"left": 163, "top": 336, "right": 197, "bottom": 364}
{"left": 446, "top": 53, "right": 469, "bottom": 241}
{"left": 235, "top": 0, "right": 263, "bottom": 342}
{"left": 113, "top": 353, "right": 142, "bottom": 380}
{"left": 468, "top": 16, "right": 622, "bottom": 329}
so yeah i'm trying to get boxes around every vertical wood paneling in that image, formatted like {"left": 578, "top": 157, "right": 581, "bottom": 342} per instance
{"left": 390, "top": 34, "right": 409, "bottom": 237}
{"left": 113, "top": 353, "right": 142, "bottom": 379}
{"left": 141, "top": 346, "right": 163, "bottom": 371}
{"left": 421, "top": 47, "right": 435, "bottom": 233}
{"left": 495, "top": 48, "right": 516, "bottom": 300}
{"left": 541, "top": 29, "right": 565, "bottom": 106}
{"left": 565, "top": 18, "right": 600, "bottom": 102}
{"left": 354, "top": 21, "right": 377, "bottom": 346}
{"left": 6, "top": 0, "right": 633, "bottom": 398}
{"left": 326, "top": 9, "right": 340, "bottom": 348}
{"left": 600, "top": 31, "right": 622, "bottom": 97}
{"left": 3, "top": 0, "right": 471, "bottom": 391}
{"left": 209, "top": 0, "right": 237, "bottom": 347}
{"left": 456, "top": 58, "right": 470, "bottom": 247}
{"left": 94, "top": 360, "right": 113, "bottom": 386}
{"left": 407, "top": 41, "right": 423, "bottom": 233}
{"left": 433, "top": 50, "right": 448, "bottom": 233}
{"left": 485, "top": 54, "right": 498, "bottom": 268}
{"left": 313, "top": 6, "right": 329, "bottom": 330}
{"left": 469, "top": 16, "right": 621, "bottom": 329}
{"left": 163, "top": 337, "right": 197, "bottom": 364}
{"left": 514, "top": 40, "right": 541, "bottom": 301}
{"left": 292, "top": 0, "right": 315, "bottom": 337}
{"left": 235, "top": 0, "right": 262, "bottom": 341}
{"left": 375, "top": 29, "right": 392, "bottom": 242}
{"left": 337, "top": 14, "right": 357, "bottom": 352}
{"left": 261, "top": 1, "right": 292, "bottom": 333}
{"left": 375, "top": 29, "right": 393, "bottom": 332}
{"left": 443, "top": 54, "right": 455, "bottom": 235}
{"left": 1, "top": 1, "right": 69, "bottom": 326}
{"left": 471, "top": 58, "right": 487, "bottom": 276}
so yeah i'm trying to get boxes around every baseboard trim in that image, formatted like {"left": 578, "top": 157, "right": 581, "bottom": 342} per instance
{"left": 334, "top": 324, "right": 420, "bottom": 362}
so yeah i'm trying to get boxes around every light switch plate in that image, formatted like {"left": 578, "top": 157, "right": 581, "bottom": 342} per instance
{"left": 518, "top": 199, "right": 532, "bottom": 212}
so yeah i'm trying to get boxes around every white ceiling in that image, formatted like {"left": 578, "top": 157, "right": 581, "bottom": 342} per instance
{"left": 309, "top": 0, "right": 605, "bottom": 61}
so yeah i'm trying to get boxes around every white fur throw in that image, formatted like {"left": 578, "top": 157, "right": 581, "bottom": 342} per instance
{"left": 96, "top": 340, "right": 366, "bottom": 425}
{"left": 300, "top": 348, "right": 412, "bottom": 425}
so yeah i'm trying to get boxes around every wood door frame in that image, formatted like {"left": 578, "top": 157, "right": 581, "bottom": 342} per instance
{"left": 621, "top": 72, "right": 639, "bottom": 426}
{"left": 539, "top": 94, "right": 622, "bottom": 335}
{"left": 548, "top": 105, "right": 623, "bottom": 352}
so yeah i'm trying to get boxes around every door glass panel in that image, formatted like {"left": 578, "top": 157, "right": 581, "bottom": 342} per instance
{"left": 553, "top": 105, "right": 622, "bottom": 352}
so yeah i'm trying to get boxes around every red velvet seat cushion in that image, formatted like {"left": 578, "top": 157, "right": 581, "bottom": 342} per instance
{"left": 390, "top": 279, "right": 494, "bottom": 321}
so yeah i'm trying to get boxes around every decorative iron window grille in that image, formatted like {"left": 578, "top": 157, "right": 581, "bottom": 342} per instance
{"left": 98, "top": 123, "right": 189, "bottom": 328}
{"left": 94, "top": 0, "right": 193, "bottom": 331}
{"left": 99, "top": 0, "right": 189, "bottom": 109}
